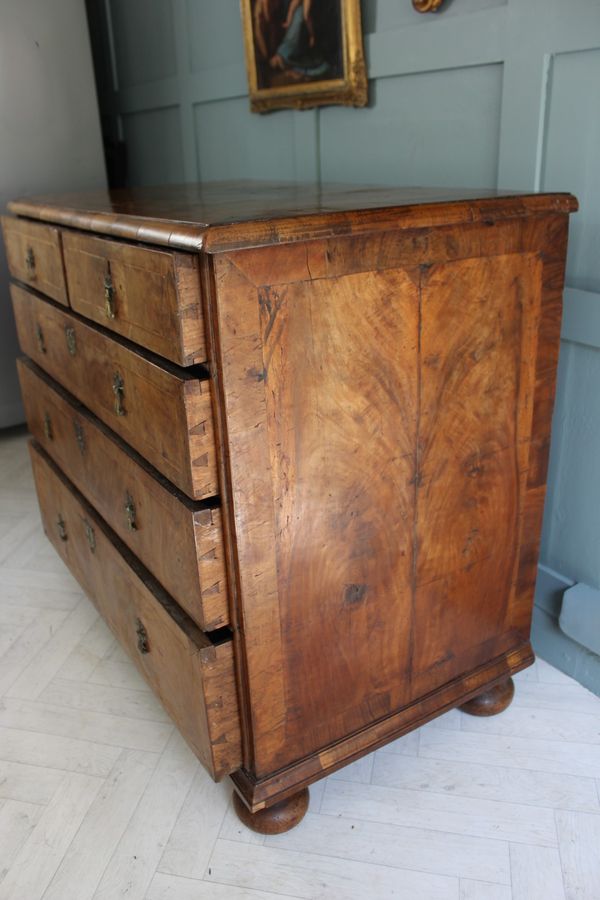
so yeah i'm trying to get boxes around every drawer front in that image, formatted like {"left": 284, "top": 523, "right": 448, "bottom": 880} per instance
{"left": 2, "top": 216, "right": 68, "bottom": 305}
{"left": 62, "top": 231, "right": 206, "bottom": 366}
{"left": 18, "top": 359, "right": 228, "bottom": 631}
{"left": 29, "top": 443, "right": 241, "bottom": 780}
{"left": 12, "top": 284, "right": 217, "bottom": 500}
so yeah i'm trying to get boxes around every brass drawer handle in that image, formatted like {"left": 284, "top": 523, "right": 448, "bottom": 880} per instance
{"left": 65, "top": 326, "right": 77, "bottom": 356}
{"left": 25, "top": 246, "right": 36, "bottom": 278}
{"left": 135, "top": 618, "right": 149, "bottom": 654}
{"left": 125, "top": 492, "right": 137, "bottom": 531}
{"left": 73, "top": 419, "right": 85, "bottom": 455}
{"left": 104, "top": 265, "right": 116, "bottom": 319}
{"left": 35, "top": 323, "right": 46, "bottom": 354}
{"left": 83, "top": 519, "right": 96, "bottom": 553}
{"left": 112, "top": 372, "right": 125, "bottom": 416}
{"left": 43, "top": 412, "right": 53, "bottom": 440}
{"left": 57, "top": 514, "right": 67, "bottom": 541}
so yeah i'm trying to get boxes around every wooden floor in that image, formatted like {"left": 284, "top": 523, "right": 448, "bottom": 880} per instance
{"left": 0, "top": 429, "right": 599, "bottom": 900}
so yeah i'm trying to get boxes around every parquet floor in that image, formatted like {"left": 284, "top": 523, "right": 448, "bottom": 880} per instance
{"left": 1, "top": 428, "right": 599, "bottom": 900}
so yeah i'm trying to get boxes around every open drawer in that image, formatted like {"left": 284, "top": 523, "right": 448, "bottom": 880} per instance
{"left": 2, "top": 216, "right": 68, "bottom": 305}
{"left": 19, "top": 359, "right": 229, "bottom": 632}
{"left": 62, "top": 230, "right": 206, "bottom": 366}
{"left": 12, "top": 284, "right": 217, "bottom": 500}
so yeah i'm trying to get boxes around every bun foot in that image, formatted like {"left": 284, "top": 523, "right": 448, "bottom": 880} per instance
{"left": 460, "top": 676, "right": 515, "bottom": 716}
{"left": 232, "top": 787, "right": 309, "bottom": 835}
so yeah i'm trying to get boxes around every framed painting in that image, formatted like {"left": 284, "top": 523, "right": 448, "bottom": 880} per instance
{"left": 241, "top": 0, "right": 368, "bottom": 113}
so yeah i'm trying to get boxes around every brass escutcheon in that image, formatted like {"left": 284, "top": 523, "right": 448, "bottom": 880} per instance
{"left": 25, "top": 246, "right": 36, "bottom": 277}
{"left": 57, "top": 514, "right": 67, "bottom": 541}
{"left": 135, "top": 618, "right": 149, "bottom": 654}
{"left": 125, "top": 492, "right": 137, "bottom": 531}
{"left": 73, "top": 419, "right": 85, "bottom": 455}
{"left": 65, "top": 326, "right": 76, "bottom": 356}
{"left": 83, "top": 519, "right": 96, "bottom": 553}
{"left": 35, "top": 323, "right": 46, "bottom": 354}
{"left": 104, "top": 264, "right": 116, "bottom": 319}
{"left": 112, "top": 372, "right": 125, "bottom": 416}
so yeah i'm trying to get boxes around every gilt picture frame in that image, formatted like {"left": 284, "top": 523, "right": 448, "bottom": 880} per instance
{"left": 241, "top": 0, "right": 367, "bottom": 113}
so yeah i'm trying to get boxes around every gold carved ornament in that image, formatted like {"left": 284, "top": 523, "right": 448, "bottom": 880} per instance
{"left": 412, "top": 0, "right": 445, "bottom": 11}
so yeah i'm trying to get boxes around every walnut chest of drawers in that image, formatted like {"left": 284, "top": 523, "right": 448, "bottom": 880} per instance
{"left": 2, "top": 182, "right": 577, "bottom": 833}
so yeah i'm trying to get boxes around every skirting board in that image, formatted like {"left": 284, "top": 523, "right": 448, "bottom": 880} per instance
{"left": 532, "top": 563, "right": 600, "bottom": 696}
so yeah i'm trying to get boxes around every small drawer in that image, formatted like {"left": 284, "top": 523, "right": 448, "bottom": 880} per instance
{"left": 18, "top": 358, "right": 229, "bottom": 631}
{"left": 29, "top": 442, "right": 241, "bottom": 781}
{"left": 62, "top": 231, "right": 205, "bottom": 366}
{"left": 1, "top": 216, "right": 68, "bottom": 305}
{"left": 12, "top": 284, "right": 217, "bottom": 500}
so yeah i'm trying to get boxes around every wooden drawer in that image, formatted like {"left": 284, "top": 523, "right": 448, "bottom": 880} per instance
{"left": 18, "top": 358, "right": 228, "bottom": 631}
{"left": 12, "top": 284, "right": 217, "bottom": 500}
{"left": 1, "top": 216, "right": 68, "bottom": 305}
{"left": 29, "top": 442, "right": 241, "bottom": 780}
{"left": 62, "top": 231, "right": 206, "bottom": 366}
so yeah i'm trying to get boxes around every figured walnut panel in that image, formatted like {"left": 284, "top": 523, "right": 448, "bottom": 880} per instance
{"left": 11, "top": 285, "right": 217, "bottom": 500}
{"left": 212, "top": 256, "right": 419, "bottom": 775}
{"left": 18, "top": 359, "right": 228, "bottom": 631}
{"left": 29, "top": 443, "right": 241, "bottom": 780}
{"left": 211, "top": 218, "right": 569, "bottom": 780}
{"left": 409, "top": 253, "right": 542, "bottom": 694}
{"left": 261, "top": 269, "right": 419, "bottom": 758}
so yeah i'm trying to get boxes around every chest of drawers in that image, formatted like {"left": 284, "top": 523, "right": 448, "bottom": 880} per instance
{"left": 3, "top": 182, "right": 576, "bottom": 833}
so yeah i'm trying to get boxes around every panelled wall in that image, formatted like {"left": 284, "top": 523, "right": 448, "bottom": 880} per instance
{"left": 87, "top": 0, "right": 600, "bottom": 690}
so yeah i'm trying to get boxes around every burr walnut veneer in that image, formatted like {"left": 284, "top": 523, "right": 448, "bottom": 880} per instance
{"left": 2, "top": 182, "right": 576, "bottom": 834}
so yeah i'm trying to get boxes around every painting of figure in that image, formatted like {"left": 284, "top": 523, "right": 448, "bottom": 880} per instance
{"left": 253, "top": 0, "right": 342, "bottom": 88}
{"left": 241, "top": 0, "right": 367, "bottom": 112}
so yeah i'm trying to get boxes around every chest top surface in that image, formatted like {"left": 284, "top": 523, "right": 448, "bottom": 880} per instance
{"left": 7, "top": 181, "right": 577, "bottom": 252}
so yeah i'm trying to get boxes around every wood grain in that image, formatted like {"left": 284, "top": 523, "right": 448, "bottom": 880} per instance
{"left": 28, "top": 442, "right": 241, "bottom": 780}
{"left": 17, "top": 359, "right": 228, "bottom": 631}
{"left": 11, "top": 285, "right": 217, "bottom": 500}
{"left": 6, "top": 185, "right": 576, "bottom": 821}
{"left": 7, "top": 182, "right": 577, "bottom": 252}
{"left": 410, "top": 252, "right": 542, "bottom": 695}
{"left": 232, "top": 787, "right": 309, "bottom": 835}
{"left": 230, "top": 645, "right": 534, "bottom": 813}
{"left": 261, "top": 267, "right": 419, "bottom": 762}
{"left": 460, "top": 677, "right": 515, "bottom": 716}
{"left": 1, "top": 216, "right": 68, "bottom": 305}
{"left": 210, "top": 211, "right": 571, "bottom": 785}
{"left": 62, "top": 231, "right": 206, "bottom": 366}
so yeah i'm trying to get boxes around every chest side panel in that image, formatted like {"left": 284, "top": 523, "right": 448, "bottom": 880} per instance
{"left": 211, "top": 215, "right": 568, "bottom": 777}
